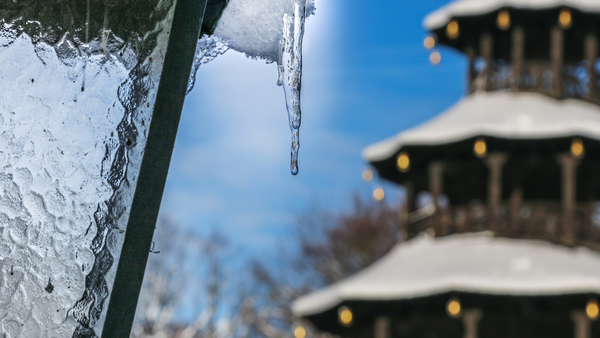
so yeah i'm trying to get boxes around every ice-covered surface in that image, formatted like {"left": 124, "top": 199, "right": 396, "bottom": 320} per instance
{"left": 187, "top": 0, "right": 315, "bottom": 175}
{"left": 425, "top": 0, "right": 600, "bottom": 30}
{"left": 0, "top": 1, "right": 175, "bottom": 337}
{"left": 363, "top": 92, "right": 600, "bottom": 162}
{"left": 292, "top": 232, "right": 600, "bottom": 316}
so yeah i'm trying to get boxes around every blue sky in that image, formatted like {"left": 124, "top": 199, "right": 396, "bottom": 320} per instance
{"left": 158, "top": 0, "right": 467, "bottom": 255}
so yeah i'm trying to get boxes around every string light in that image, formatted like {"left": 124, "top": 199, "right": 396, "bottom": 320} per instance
{"left": 446, "top": 20, "right": 460, "bottom": 39}
{"left": 294, "top": 326, "right": 307, "bottom": 338}
{"left": 446, "top": 298, "right": 462, "bottom": 318}
{"left": 587, "top": 300, "right": 599, "bottom": 320}
{"left": 424, "top": 36, "right": 436, "bottom": 49}
{"left": 338, "top": 306, "right": 353, "bottom": 326}
{"left": 430, "top": 52, "right": 442, "bottom": 65}
{"left": 497, "top": 10, "right": 511, "bottom": 30}
{"left": 559, "top": 8, "right": 572, "bottom": 29}
{"left": 397, "top": 152, "right": 410, "bottom": 172}
{"left": 373, "top": 187, "right": 385, "bottom": 202}
{"left": 473, "top": 137, "right": 487, "bottom": 158}
{"left": 362, "top": 168, "right": 374, "bottom": 182}
{"left": 571, "top": 138, "right": 584, "bottom": 158}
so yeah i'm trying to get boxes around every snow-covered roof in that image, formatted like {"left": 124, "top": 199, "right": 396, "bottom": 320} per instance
{"left": 425, "top": 0, "right": 600, "bottom": 30}
{"left": 292, "top": 232, "right": 600, "bottom": 317}
{"left": 363, "top": 92, "right": 600, "bottom": 163}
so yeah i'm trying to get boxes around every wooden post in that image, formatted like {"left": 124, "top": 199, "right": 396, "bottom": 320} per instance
{"left": 558, "top": 154, "right": 579, "bottom": 244}
{"left": 509, "top": 188, "right": 523, "bottom": 235}
{"left": 374, "top": 317, "right": 390, "bottom": 338}
{"left": 462, "top": 310, "right": 483, "bottom": 338}
{"left": 512, "top": 27, "right": 525, "bottom": 91}
{"left": 485, "top": 153, "right": 508, "bottom": 234}
{"left": 401, "top": 182, "right": 414, "bottom": 238}
{"left": 585, "top": 34, "right": 598, "bottom": 102}
{"left": 466, "top": 46, "right": 476, "bottom": 94}
{"left": 429, "top": 162, "right": 444, "bottom": 236}
{"left": 571, "top": 311, "right": 591, "bottom": 338}
{"left": 480, "top": 33, "right": 493, "bottom": 92}
{"left": 551, "top": 26, "right": 564, "bottom": 98}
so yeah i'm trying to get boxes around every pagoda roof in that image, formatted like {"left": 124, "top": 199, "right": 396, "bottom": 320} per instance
{"left": 363, "top": 92, "right": 600, "bottom": 163}
{"left": 292, "top": 232, "right": 600, "bottom": 317}
{"left": 424, "top": 0, "right": 600, "bottom": 30}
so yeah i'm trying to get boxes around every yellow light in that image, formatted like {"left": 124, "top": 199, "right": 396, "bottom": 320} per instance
{"left": 397, "top": 152, "right": 410, "bottom": 172}
{"left": 446, "top": 20, "right": 460, "bottom": 39}
{"left": 587, "top": 300, "right": 599, "bottom": 320}
{"left": 362, "top": 168, "right": 374, "bottom": 182}
{"left": 294, "top": 326, "right": 307, "bottom": 338}
{"left": 430, "top": 51, "right": 442, "bottom": 65}
{"left": 559, "top": 8, "right": 572, "bottom": 29}
{"left": 424, "top": 36, "right": 436, "bottom": 49}
{"left": 474, "top": 138, "right": 487, "bottom": 157}
{"left": 446, "top": 298, "right": 462, "bottom": 318}
{"left": 497, "top": 10, "right": 511, "bottom": 30}
{"left": 338, "top": 306, "right": 353, "bottom": 326}
{"left": 571, "top": 138, "right": 584, "bottom": 158}
{"left": 373, "top": 187, "right": 385, "bottom": 202}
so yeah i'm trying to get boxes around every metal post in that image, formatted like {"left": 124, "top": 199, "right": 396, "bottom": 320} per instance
{"left": 100, "top": 0, "right": 205, "bottom": 336}
{"left": 509, "top": 188, "right": 523, "bottom": 234}
{"left": 466, "top": 46, "right": 476, "bottom": 94}
{"left": 429, "top": 162, "right": 444, "bottom": 236}
{"left": 585, "top": 34, "right": 598, "bottom": 102}
{"left": 512, "top": 27, "right": 524, "bottom": 91}
{"left": 551, "top": 26, "right": 564, "bottom": 98}
{"left": 401, "top": 182, "right": 414, "bottom": 238}
{"left": 374, "top": 317, "right": 391, "bottom": 338}
{"left": 571, "top": 311, "right": 591, "bottom": 338}
{"left": 558, "top": 154, "right": 579, "bottom": 245}
{"left": 485, "top": 153, "right": 508, "bottom": 234}
{"left": 481, "top": 33, "right": 494, "bottom": 92}
{"left": 462, "top": 309, "right": 483, "bottom": 338}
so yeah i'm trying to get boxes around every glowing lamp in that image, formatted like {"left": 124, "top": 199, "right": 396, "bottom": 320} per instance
{"left": 294, "top": 325, "right": 307, "bottom": 338}
{"left": 446, "top": 20, "right": 460, "bottom": 39}
{"left": 559, "top": 8, "right": 572, "bottom": 29}
{"left": 474, "top": 138, "right": 487, "bottom": 158}
{"left": 373, "top": 187, "right": 385, "bottom": 202}
{"left": 430, "top": 51, "right": 442, "bottom": 65}
{"left": 587, "top": 300, "right": 599, "bottom": 320}
{"left": 397, "top": 152, "right": 411, "bottom": 172}
{"left": 446, "top": 298, "right": 462, "bottom": 318}
{"left": 338, "top": 306, "right": 353, "bottom": 326}
{"left": 424, "top": 36, "right": 436, "bottom": 49}
{"left": 571, "top": 138, "right": 584, "bottom": 158}
{"left": 497, "top": 10, "right": 511, "bottom": 30}
{"left": 362, "top": 168, "right": 374, "bottom": 182}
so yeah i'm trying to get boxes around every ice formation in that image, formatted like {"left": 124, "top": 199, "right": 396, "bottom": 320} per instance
{"left": 188, "top": 0, "right": 315, "bottom": 175}
{"left": 0, "top": 1, "right": 175, "bottom": 337}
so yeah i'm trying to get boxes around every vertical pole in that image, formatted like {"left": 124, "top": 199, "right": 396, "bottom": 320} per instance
{"left": 429, "top": 162, "right": 444, "bottom": 236}
{"left": 509, "top": 188, "right": 523, "bottom": 235}
{"left": 466, "top": 46, "right": 476, "bottom": 94}
{"left": 401, "top": 182, "right": 414, "bottom": 238}
{"left": 485, "top": 153, "right": 508, "bottom": 234}
{"left": 551, "top": 26, "right": 564, "bottom": 98}
{"left": 462, "top": 310, "right": 483, "bottom": 338}
{"left": 585, "top": 34, "right": 598, "bottom": 102}
{"left": 374, "top": 317, "right": 391, "bottom": 338}
{"left": 481, "top": 33, "right": 493, "bottom": 92}
{"left": 512, "top": 27, "right": 524, "bottom": 91}
{"left": 571, "top": 311, "right": 591, "bottom": 338}
{"left": 558, "top": 154, "right": 578, "bottom": 245}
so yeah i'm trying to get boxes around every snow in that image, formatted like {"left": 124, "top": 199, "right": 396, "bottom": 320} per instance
{"left": 187, "top": 0, "right": 315, "bottom": 175}
{"left": 363, "top": 92, "right": 600, "bottom": 162}
{"left": 292, "top": 232, "right": 600, "bottom": 316}
{"left": 425, "top": 0, "right": 600, "bottom": 30}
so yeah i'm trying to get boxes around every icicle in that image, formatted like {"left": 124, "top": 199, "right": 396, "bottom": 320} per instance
{"left": 186, "top": 35, "right": 229, "bottom": 95}
{"left": 279, "top": 0, "right": 306, "bottom": 175}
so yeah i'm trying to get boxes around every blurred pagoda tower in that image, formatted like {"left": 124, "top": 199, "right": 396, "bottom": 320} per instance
{"left": 292, "top": 1, "right": 600, "bottom": 338}
{"left": 365, "top": 0, "right": 600, "bottom": 247}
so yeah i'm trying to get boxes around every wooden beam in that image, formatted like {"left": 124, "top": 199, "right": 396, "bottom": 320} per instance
{"left": 585, "top": 34, "right": 598, "bottom": 102}
{"left": 466, "top": 46, "right": 475, "bottom": 94}
{"left": 509, "top": 188, "right": 523, "bottom": 235}
{"left": 374, "top": 317, "right": 390, "bottom": 338}
{"left": 429, "top": 162, "right": 445, "bottom": 236}
{"left": 551, "top": 26, "right": 564, "bottom": 98}
{"left": 558, "top": 154, "right": 579, "bottom": 244}
{"left": 462, "top": 309, "right": 483, "bottom": 338}
{"left": 512, "top": 27, "right": 524, "bottom": 91}
{"left": 480, "top": 33, "right": 493, "bottom": 92}
{"left": 571, "top": 311, "right": 591, "bottom": 338}
{"left": 401, "top": 182, "right": 414, "bottom": 238}
{"left": 485, "top": 153, "right": 508, "bottom": 234}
